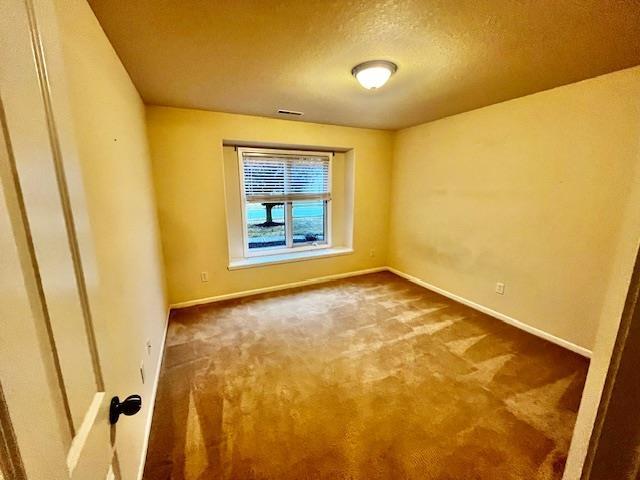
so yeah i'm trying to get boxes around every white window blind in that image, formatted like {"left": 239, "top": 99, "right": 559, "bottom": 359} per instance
{"left": 242, "top": 153, "right": 330, "bottom": 202}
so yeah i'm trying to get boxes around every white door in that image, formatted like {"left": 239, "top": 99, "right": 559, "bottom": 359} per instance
{"left": 0, "top": 0, "right": 131, "bottom": 478}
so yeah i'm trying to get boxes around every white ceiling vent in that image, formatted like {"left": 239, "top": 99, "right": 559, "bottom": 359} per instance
{"left": 277, "top": 109, "right": 304, "bottom": 116}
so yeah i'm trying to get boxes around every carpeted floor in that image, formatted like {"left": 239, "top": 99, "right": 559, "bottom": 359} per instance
{"left": 143, "top": 272, "right": 589, "bottom": 480}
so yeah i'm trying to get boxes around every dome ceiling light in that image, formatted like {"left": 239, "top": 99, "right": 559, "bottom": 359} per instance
{"left": 351, "top": 60, "right": 398, "bottom": 90}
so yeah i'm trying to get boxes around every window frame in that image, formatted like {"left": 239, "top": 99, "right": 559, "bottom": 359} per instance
{"left": 237, "top": 147, "right": 333, "bottom": 258}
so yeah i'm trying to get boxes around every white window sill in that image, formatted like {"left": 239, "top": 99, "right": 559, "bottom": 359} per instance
{"left": 228, "top": 246, "right": 354, "bottom": 270}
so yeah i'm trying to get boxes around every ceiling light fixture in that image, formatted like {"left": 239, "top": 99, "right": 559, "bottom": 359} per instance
{"left": 351, "top": 60, "right": 398, "bottom": 90}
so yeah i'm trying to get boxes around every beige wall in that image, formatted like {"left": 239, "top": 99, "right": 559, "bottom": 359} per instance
{"left": 389, "top": 66, "right": 640, "bottom": 352}
{"left": 147, "top": 107, "right": 393, "bottom": 305}
{"left": 54, "top": 0, "right": 167, "bottom": 478}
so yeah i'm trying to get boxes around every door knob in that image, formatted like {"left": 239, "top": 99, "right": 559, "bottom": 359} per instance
{"left": 109, "top": 395, "right": 142, "bottom": 424}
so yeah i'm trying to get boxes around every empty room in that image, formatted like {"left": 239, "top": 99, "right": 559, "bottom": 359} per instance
{"left": 2, "top": 1, "right": 640, "bottom": 479}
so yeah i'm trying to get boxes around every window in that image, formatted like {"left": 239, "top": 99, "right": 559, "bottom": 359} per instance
{"left": 239, "top": 147, "right": 332, "bottom": 257}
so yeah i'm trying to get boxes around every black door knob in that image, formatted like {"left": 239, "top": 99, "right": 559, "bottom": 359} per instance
{"left": 109, "top": 395, "right": 142, "bottom": 424}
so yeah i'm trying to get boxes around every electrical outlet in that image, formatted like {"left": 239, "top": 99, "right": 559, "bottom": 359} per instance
{"left": 146, "top": 339, "right": 152, "bottom": 356}
{"left": 139, "top": 361, "right": 145, "bottom": 384}
{"left": 200, "top": 271, "right": 209, "bottom": 282}
{"left": 495, "top": 282, "right": 505, "bottom": 295}
{"left": 369, "top": 249, "right": 375, "bottom": 258}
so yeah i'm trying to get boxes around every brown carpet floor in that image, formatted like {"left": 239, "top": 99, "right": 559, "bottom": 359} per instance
{"left": 143, "top": 272, "right": 589, "bottom": 480}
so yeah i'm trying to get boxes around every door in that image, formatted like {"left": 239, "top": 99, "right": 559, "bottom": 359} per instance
{"left": 1, "top": 0, "right": 122, "bottom": 478}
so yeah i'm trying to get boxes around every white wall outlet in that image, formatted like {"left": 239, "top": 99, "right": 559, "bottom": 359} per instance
{"left": 146, "top": 339, "right": 152, "bottom": 356}
{"left": 139, "top": 361, "right": 145, "bottom": 384}
{"left": 200, "top": 271, "right": 209, "bottom": 282}
{"left": 495, "top": 282, "right": 505, "bottom": 295}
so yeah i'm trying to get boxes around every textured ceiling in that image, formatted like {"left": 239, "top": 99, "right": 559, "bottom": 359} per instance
{"left": 87, "top": 0, "right": 640, "bottom": 130}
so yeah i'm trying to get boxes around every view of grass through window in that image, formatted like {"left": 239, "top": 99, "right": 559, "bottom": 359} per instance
{"left": 247, "top": 201, "right": 326, "bottom": 249}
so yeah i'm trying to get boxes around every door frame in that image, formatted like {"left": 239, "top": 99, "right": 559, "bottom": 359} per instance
{"left": 580, "top": 241, "right": 640, "bottom": 478}
{"left": 0, "top": 383, "right": 26, "bottom": 480}
{"left": 0, "top": 94, "right": 70, "bottom": 479}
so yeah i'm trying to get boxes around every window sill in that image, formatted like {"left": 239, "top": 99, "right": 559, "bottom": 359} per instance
{"left": 228, "top": 247, "right": 354, "bottom": 270}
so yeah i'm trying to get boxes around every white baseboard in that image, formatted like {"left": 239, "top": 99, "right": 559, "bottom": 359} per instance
{"left": 136, "top": 308, "right": 171, "bottom": 480}
{"left": 386, "top": 267, "right": 592, "bottom": 358}
{"left": 169, "top": 266, "right": 388, "bottom": 309}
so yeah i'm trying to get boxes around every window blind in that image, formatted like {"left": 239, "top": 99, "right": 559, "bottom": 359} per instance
{"left": 242, "top": 153, "right": 330, "bottom": 202}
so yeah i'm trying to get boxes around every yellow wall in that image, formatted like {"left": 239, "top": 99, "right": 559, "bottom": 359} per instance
{"left": 389, "top": 66, "right": 640, "bottom": 352}
{"left": 147, "top": 107, "right": 393, "bottom": 305}
{"left": 54, "top": 0, "right": 167, "bottom": 478}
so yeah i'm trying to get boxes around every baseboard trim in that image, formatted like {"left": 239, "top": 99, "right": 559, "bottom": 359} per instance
{"left": 136, "top": 308, "right": 170, "bottom": 480}
{"left": 169, "top": 266, "right": 388, "bottom": 309}
{"left": 386, "top": 267, "right": 592, "bottom": 358}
